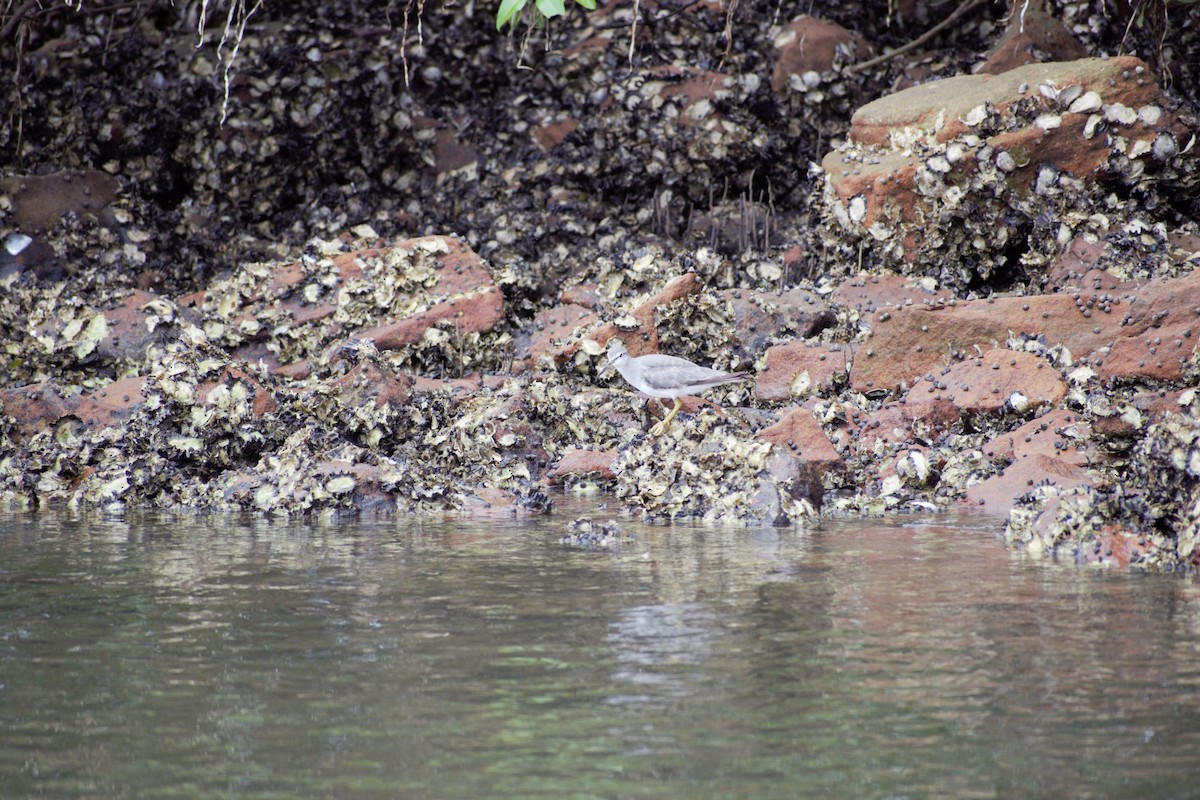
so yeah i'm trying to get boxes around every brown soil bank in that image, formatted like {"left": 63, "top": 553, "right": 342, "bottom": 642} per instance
{"left": 1, "top": 1, "right": 1198, "bottom": 568}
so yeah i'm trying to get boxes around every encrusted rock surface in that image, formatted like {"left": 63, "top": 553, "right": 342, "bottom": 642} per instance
{"left": 822, "top": 55, "right": 1197, "bottom": 293}
{"left": 2, "top": 1, "right": 1199, "bottom": 566}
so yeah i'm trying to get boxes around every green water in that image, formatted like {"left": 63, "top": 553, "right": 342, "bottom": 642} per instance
{"left": 2, "top": 503, "right": 1198, "bottom": 799}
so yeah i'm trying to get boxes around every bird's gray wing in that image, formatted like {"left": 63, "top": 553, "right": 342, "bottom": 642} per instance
{"left": 636, "top": 358, "right": 740, "bottom": 393}
{"left": 633, "top": 353, "right": 701, "bottom": 371}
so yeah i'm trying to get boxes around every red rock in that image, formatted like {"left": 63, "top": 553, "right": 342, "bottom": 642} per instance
{"left": 650, "top": 67, "right": 735, "bottom": 130}
{"left": 534, "top": 118, "right": 579, "bottom": 150}
{"left": 362, "top": 285, "right": 505, "bottom": 350}
{"left": 183, "top": 237, "right": 505, "bottom": 370}
{"left": 0, "top": 376, "right": 148, "bottom": 442}
{"left": 514, "top": 303, "right": 595, "bottom": 373}
{"left": 756, "top": 407, "right": 844, "bottom": 469}
{"left": 1046, "top": 236, "right": 1109, "bottom": 287}
{"left": 771, "top": 15, "right": 872, "bottom": 94}
{"left": 82, "top": 376, "right": 149, "bottom": 422}
{"left": 854, "top": 397, "right": 961, "bottom": 455}
{"left": 416, "top": 118, "right": 480, "bottom": 182}
{"left": 845, "top": 56, "right": 1166, "bottom": 149}
{"left": 755, "top": 341, "right": 849, "bottom": 402}
{"left": 1168, "top": 231, "right": 1200, "bottom": 262}
{"left": 822, "top": 57, "right": 1190, "bottom": 249}
{"left": 978, "top": 2, "right": 1088, "bottom": 75}
{"left": 274, "top": 360, "right": 313, "bottom": 380}
{"left": 326, "top": 360, "right": 413, "bottom": 411}
{"left": 965, "top": 410, "right": 1093, "bottom": 511}
{"left": 1097, "top": 319, "right": 1198, "bottom": 384}
{"left": 325, "top": 241, "right": 494, "bottom": 337}
{"left": 719, "top": 286, "right": 833, "bottom": 362}
{"left": 0, "top": 169, "right": 120, "bottom": 231}
{"left": 1073, "top": 526, "right": 1145, "bottom": 568}
{"left": 781, "top": 245, "right": 807, "bottom": 273}
{"left": 560, "top": 283, "right": 601, "bottom": 309}
{"left": 410, "top": 373, "right": 509, "bottom": 406}
{"left": 907, "top": 348, "right": 1067, "bottom": 414}
{"left": 850, "top": 268, "right": 1200, "bottom": 394}
{"left": 462, "top": 486, "right": 551, "bottom": 518}
{"left": 831, "top": 273, "right": 951, "bottom": 314}
{"left": 546, "top": 449, "right": 618, "bottom": 482}
{"left": 1130, "top": 386, "right": 1198, "bottom": 423}
{"left": 553, "top": 272, "right": 703, "bottom": 363}
{"left": 95, "top": 290, "right": 194, "bottom": 364}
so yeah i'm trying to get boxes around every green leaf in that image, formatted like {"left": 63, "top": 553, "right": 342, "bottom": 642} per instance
{"left": 535, "top": 0, "right": 566, "bottom": 18}
{"left": 496, "top": 0, "right": 527, "bottom": 29}
{"left": 575, "top": 0, "right": 596, "bottom": 8}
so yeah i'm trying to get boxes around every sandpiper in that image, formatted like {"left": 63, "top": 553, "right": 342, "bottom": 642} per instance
{"left": 606, "top": 340, "right": 749, "bottom": 436}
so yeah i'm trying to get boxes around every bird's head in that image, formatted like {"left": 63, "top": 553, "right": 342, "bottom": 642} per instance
{"left": 606, "top": 339, "right": 628, "bottom": 366}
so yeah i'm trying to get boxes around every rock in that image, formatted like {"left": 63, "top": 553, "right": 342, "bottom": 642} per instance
{"left": 326, "top": 359, "right": 414, "bottom": 413}
{"left": 843, "top": 56, "right": 1170, "bottom": 151}
{"left": 198, "top": 367, "right": 278, "bottom": 420}
{"left": 1073, "top": 526, "right": 1148, "bottom": 568}
{"left": 0, "top": 232, "right": 59, "bottom": 282}
{"left": 771, "top": 15, "right": 872, "bottom": 95}
{"left": 225, "top": 460, "right": 397, "bottom": 513}
{"left": 1005, "top": 485, "right": 1177, "bottom": 567}
{"left": 849, "top": 267, "right": 1200, "bottom": 394}
{"left": 756, "top": 448, "right": 826, "bottom": 518}
{"left": 978, "top": 0, "right": 1089, "bottom": 75}
{"left": 361, "top": 284, "right": 504, "bottom": 351}
{"left": 534, "top": 117, "right": 579, "bottom": 150}
{"left": 647, "top": 67, "right": 737, "bottom": 131}
{"left": 559, "top": 283, "right": 601, "bottom": 309}
{"left": 554, "top": 272, "right": 704, "bottom": 363}
{"left": 0, "top": 376, "right": 147, "bottom": 442}
{"left": 822, "top": 56, "right": 1192, "bottom": 268}
{"left": 410, "top": 372, "right": 509, "bottom": 403}
{"left": 756, "top": 406, "right": 844, "bottom": 470}
{"left": 613, "top": 413, "right": 820, "bottom": 524}
{"left": 93, "top": 290, "right": 195, "bottom": 365}
{"left": 357, "top": 240, "right": 504, "bottom": 351}
{"left": 513, "top": 303, "right": 594, "bottom": 373}
{"left": 416, "top": 116, "right": 481, "bottom": 183}
{"left": 1046, "top": 236, "right": 1109, "bottom": 287}
{"left": 907, "top": 348, "right": 1067, "bottom": 415}
{"left": 461, "top": 486, "right": 554, "bottom": 518}
{"left": 831, "top": 273, "right": 951, "bottom": 314}
{"left": 854, "top": 397, "right": 961, "bottom": 456}
{"left": 178, "top": 236, "right": 505, "bottom": 373}
{"left": 0, "top": 169, "right": 121, "bottom": 231}
{"left": 546, "top": 449, "right": 618, "bottom": 483}
{"left": 719, "top": 286, "right": 833, "bottom": 363}
{"left": 755, "top": 342, "right": 849, "bottom": 402}
{"left": 966, "top": 409, "right": 1094, "bottom": 512}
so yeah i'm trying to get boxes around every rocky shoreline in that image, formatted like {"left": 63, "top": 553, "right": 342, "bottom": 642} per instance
{"left": 1, "top": 1, "right": 1197, "bottom": 568}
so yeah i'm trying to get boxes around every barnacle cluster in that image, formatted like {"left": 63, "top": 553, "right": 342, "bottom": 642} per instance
{"left": 560, "top": 517, "right": 627, "bottom": 548}
{"left": 821, "top": 66, "right": 1199, "bottom": 296}
{"left": 2, "top": 1, "right": 1199, "bottom": 561}
{"left": 1006, "top": 389, "right": 1200, "bottom": 568}
{"left": 613, "top": 410, "right": 817, "bottom": 525}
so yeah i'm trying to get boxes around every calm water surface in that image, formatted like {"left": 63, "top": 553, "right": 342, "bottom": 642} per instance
{"left": 2, "top": 501, "right": 1199, "bottom": 799}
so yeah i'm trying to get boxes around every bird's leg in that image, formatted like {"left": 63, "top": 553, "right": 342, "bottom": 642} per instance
{"left": 649, "top": 397, "right": 683, "bottom": 437}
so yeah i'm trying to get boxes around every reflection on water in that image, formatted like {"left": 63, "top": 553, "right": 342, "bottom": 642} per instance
{"left": 2, "top": 504, "right": 1199, "bottom": 799}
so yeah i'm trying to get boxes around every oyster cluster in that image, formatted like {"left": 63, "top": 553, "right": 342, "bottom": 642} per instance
{"left": 2, "top": 1, "right": 1199, "bottom": 566}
